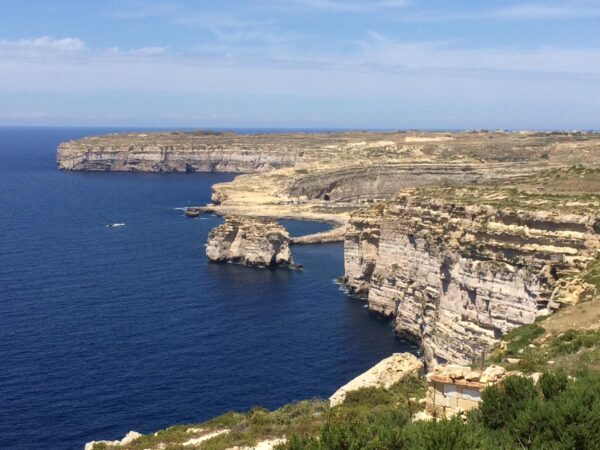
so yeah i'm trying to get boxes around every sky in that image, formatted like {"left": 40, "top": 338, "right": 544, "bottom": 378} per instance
{"left": 0, "top": 0, "right": 599, "bottom": 129}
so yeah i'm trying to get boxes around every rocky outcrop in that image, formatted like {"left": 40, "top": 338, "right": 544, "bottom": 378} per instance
{"left": 548, "top": 279, "right": 597, "bottom": 310}
{"left": 341, "top": 205, "right": 384, "bottom": 296}
{"left": 85, "top": 431, "right": 141, "bottom": 450}
{"left": 329, "top": 352, "right": 423, "bottom": 406}
{"left": 206, "top": 217, "right": 297, "bottom": 269}
{"left": 343, "top": 187, "right": 600, "bottom": 366}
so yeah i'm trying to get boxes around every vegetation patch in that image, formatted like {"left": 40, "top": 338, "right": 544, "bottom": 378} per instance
{"left": 103, "top": 306, "right": 600, "bottom": 450}
{"left": 286, "top": 371, "right": 600, "bottom": 450}
{"left": 582, "top": 255, "right": 600, "bottom": 290}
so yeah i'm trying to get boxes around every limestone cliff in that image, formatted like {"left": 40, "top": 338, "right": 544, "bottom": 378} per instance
{"left": 58, "top": 130, "right": 600, "bottom": 365}
{"left": 206, "top": 217, "right": 297, "bottom": 269}
{"left": 57, "top": 131, "right": 309, "bottom": 173}
{"left": 343, "top": 184, "right": 600, "bottom": 366}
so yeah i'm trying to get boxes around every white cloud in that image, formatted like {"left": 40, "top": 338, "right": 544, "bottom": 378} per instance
{"left": 0, "top": 36, "right": 85, "bottom": 51}
{"left": 494, "top": 4, "right": 574, "bottom": 19}
{"left": 108, "top": 46, "right": 167, "bottom": 56}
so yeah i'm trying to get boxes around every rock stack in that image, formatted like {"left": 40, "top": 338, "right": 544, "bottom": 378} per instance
{"left": 206, "top": 217, "right": 299, "bottom": 269}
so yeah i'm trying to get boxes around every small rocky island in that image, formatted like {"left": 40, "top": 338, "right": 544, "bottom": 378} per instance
{"left": 206, "top": 216, "right": 300, "bottom": 269}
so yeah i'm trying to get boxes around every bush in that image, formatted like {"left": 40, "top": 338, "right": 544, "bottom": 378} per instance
{"left": 401, "top": 418, "right": 480, "bottom": 450}
{"left": 283, "top": 371, "right": 600, "bottom": 450}
{"left": 479, "top": 375, "right": 537, "bottom": 429}
{"left": 539, "top": 371, "right": 569, "bottom": 400}
{"left": 550, "top": 330, "right": 600, "bottom": 356}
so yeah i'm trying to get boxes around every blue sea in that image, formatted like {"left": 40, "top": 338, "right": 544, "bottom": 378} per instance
{"left": 0, "top": 128, "right": 413, "bottom": 450}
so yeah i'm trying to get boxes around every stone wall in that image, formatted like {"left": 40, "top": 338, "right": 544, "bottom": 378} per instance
{"left": 425, "top": 365, "right": 508, "bottom": 419}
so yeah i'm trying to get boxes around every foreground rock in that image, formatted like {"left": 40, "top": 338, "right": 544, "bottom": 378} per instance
{"left": 227, "top": 438, "right": 287, "bottom": 450}
{"left": 206, "top": 217, "right": 299, "bottom": 269}
{"left": 85, "top": 431, "right": 141, "bottom": 450}
{"left": 329, "top": 352, "right": 423, "bottom": 406}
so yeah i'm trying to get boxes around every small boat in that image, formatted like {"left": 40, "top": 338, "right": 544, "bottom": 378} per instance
{"left": 106, "top": 223, "right": 126, "bottom": 228}
{"left": 184, "top": 208, "right": 201, "bottom": 218}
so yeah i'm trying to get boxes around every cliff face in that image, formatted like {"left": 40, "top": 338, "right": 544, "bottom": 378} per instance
{"left": 57, "top": 132, "right": 309, "bottom": 173}
{"left": 344, "top": 186, "right": 600, "bottom": 366}
{"left": 59, "top": 130, "right": 600, "bottom": 365}
{"left": 286, "top": 163, "right": 536, "bottom": 203}
{"left": 206, "top": 216, "right": 295, "bottom": 268}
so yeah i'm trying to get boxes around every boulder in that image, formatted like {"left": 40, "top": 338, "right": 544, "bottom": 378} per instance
{"left": 84, "top": 431, "right": 141, "bottom": 450}
{"left": 329, "top": 353, "right": 423, "bottom": 407}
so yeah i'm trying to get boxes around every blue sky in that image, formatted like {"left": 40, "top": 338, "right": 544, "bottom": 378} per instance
{"left": 1, "top": 0, "right": 599, "bottom": 129}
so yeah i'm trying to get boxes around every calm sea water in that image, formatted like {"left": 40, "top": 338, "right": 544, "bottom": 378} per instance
{"left": 0, "top": 128, "right": 413, "bottom": 450}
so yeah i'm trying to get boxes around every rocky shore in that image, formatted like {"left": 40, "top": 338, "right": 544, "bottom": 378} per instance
{"left": 57, "top": 131, "right": 600, "bottom": 368}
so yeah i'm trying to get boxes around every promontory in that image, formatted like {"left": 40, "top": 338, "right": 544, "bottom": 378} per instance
{"left": 57, "top": 130, "right": 600, "bottom": 366}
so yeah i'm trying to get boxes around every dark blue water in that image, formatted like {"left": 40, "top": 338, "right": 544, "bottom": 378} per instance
{"left": 0, "top": 128, "right": 412, "bottom": 450}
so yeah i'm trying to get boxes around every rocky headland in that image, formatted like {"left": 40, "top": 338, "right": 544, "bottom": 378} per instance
{"left": 57, "top": 131, "right": 600, "bottom": 368}
{"left": 60, "top": 130, "right": 600, "bottom": 449}
{"left": 57, "top": 130, "right": 600, "bottom": 227}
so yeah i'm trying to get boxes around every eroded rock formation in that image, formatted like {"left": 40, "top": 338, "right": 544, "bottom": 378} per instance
{"left": 343, "top": 186, "right": 600, "bottom": 366}
{"left": 206, "top": 217, "right": 296, "bottom": 269}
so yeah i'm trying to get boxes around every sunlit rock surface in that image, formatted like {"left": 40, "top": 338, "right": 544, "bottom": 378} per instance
{"left": 206, "top": 216, "right": 296, "bottom": 269}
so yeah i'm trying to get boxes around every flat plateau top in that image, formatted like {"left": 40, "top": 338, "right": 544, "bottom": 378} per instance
{"left": 64, "top": 130, "right": 600, "bottom": 145}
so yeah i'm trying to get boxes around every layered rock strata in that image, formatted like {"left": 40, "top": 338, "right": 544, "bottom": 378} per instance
{"left": 343, "top": 187, "right": 600, "bottom": 366}
{"left": 58, "top": 131, "right": 600, "bottom": 244}
{"left": 57, "top": 131, "right": 312, "bottom": 172}
{"left": 206, "top": 217, "right": 297, "bottom": 269}
{"left": 58, "top": 131, "right": 600, "bottom": 365}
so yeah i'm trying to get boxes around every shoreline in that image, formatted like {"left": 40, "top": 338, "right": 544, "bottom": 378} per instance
{"left": 55, "top": 130, "right": 600, "bottom": 447}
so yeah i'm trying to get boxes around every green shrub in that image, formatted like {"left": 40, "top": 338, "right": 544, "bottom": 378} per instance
{"left": 479, "top": 376, "right": 537, "bottom": 429}
{"left": 401, "top": 418, "right": 479, "bottom": 450}
{"left": 550, "top": 330, "right": 600, "bottom": 356}
{"left": 539, "top": 371, "right": 569, "bottom": 400}
{"left": 503, "top": 324, "right": 545, "bottom": 355}
{"left": 284, "top": 370, "right": 600, "bottom": 450}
